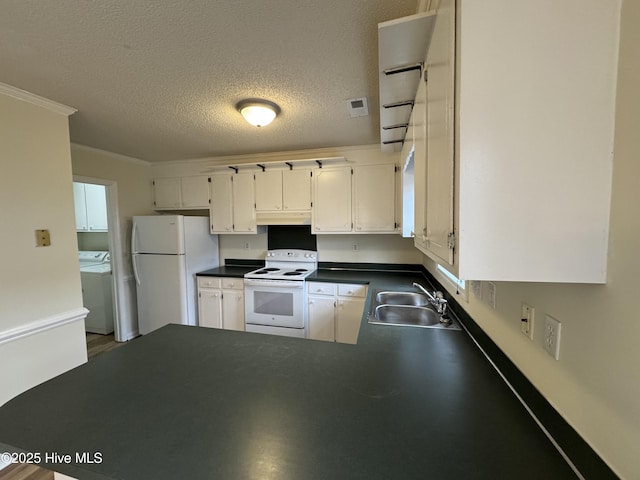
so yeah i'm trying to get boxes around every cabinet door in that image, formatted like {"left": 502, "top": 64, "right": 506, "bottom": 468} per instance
{"left": 222, "top": 290, "right": 245, "bottom": 331}
{"left": 232, "top": 173, "right": 258, "bottom": 233}
{"left": 255, "top": 170, "right": 283, "bottom": 211}
{"left": 312, "top": 167, "right": 352, "bottom": 233}
{"left": 198, "top": 289, "right": 222, "bottom": 328}
{"left": 153, "top": 178, "right": 181, "bottom": 209}
{"left": 353, "top": 164, "right": 395, "bottom": 233}
{"left": 283, "top": 169, "right": 311, "bottom": 211}
{"left": 412, "top": 79, "right": 429, "bottom": 252}
{"left": 180, "top": 176, "right": 210, "bottom": 209}
{"left": 424, "top": 0, "right": 455, "bottom": 267}
{"left": 336, "top": 297, "right": 364, "bottom": 344}
{"left": 209, "top": 174, "right": 234, "bottom": 233}
{"left": 73, "top": 183, "right": 88, "bottom": 231}
{"left": 84, "top": 183, "right": 108, "bottom": 231}
{"left": 308, "top": 295, "right": 336, "bottom": 342}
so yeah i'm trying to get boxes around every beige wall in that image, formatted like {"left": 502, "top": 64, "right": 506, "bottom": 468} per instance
{"left": 424, "top": 3, "right": 639, "bottom": 477}
{"left": 0, "top": 89, "right": 87, "bottom": 405}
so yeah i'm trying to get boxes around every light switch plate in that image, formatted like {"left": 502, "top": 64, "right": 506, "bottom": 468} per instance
{"left": 521, "top": 303, "right": 534, "bottom": 340}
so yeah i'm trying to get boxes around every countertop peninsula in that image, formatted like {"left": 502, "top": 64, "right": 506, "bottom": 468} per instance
{"left": 0, "top": 270, "right": 577, "bottom": 479}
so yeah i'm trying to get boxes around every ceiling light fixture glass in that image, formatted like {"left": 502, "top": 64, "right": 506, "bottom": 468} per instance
{"left": 236, "top": 99, "right": 281, "bottom": 127}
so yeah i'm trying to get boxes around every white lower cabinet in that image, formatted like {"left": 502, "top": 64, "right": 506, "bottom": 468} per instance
{"left": 197, "top": 277, "right": 245, "bottom": 331}
{"left": 307, "top": 282, "right": 367, "bottom": 344}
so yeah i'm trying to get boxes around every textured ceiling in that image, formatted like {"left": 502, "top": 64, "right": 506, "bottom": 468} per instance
{"left": 0, "top": 0, "right": 418, "bottom": 162}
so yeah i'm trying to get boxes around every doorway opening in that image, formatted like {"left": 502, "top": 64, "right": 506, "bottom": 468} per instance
{"left": 73, "top": 175, "right": 128, "bottom": 342}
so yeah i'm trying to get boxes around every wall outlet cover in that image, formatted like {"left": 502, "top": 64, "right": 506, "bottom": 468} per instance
{"left": 544, "top": 314, "right": 561, "bottom": 360}
{"left": 486, "top": 282, "right": 497, "bottom": 310}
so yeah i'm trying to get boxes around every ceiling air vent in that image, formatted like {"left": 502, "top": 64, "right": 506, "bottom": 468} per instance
{"left": 347, "top": 97, "right": 369, "bottom": 118}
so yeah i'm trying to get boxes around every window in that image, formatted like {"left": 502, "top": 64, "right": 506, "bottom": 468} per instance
{"left": 437, "top": 264, "right": 466, "bottom": 294}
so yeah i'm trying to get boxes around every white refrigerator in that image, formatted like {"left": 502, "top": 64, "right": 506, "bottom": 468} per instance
{"left": 131, "top": 215, "right": 219, "bottom": 335}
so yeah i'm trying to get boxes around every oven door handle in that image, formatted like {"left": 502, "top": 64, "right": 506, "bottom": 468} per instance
{"left": 244, "top": 279, "right": 305, "bottom": 289}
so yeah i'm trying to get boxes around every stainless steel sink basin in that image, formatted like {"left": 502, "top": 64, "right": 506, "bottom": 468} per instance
{"left": 368, "top": 289, "right": 461, "bottom": 330}
{"left": 375, "top": 291, "right": 429, "bottom": 306}
{"left": 373, "top": 305, "right": 442, "bottom": 327}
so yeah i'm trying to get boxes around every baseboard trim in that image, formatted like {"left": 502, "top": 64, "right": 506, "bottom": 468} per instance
{"left": 0, "top": 308, "right": 89, "bottom": 346}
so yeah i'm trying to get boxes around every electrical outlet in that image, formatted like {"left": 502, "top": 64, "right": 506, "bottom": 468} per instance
{"left": 486, "top": 282, "right": 497, "bottom": 309}
{"left": 544, "top": 315, "right": 561, "bottom": 360}
{"left": 352, "top": 243, "right": 359, "bottom": 251}
{"left": 471, "top": 281, "right": 482, "bottom": 299}
{"left": 244, "top": 242, "right": 250, "bottom": 250}
{"left": 521, "top": 303, "right": 534, "bottom": 340}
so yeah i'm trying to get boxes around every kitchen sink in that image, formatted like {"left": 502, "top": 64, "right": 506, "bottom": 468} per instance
{"left": 368, "top": 290, "right": 461, "bottom": 330}
{"left": 375, "top": 291, "right": 429, "bottom": 306}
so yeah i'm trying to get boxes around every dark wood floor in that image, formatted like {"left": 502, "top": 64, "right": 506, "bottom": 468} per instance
{"left": 0, "top": 333, "right": 127, "bottom": 480}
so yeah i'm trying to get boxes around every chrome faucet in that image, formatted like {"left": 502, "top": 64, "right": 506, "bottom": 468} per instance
{"left": 412, "top": 282, "right": 449, "bottom": 316}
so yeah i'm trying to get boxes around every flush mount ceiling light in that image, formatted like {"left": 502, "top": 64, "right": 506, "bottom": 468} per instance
{"left": 236, "top": 99, "right": 281, "bottom": 127}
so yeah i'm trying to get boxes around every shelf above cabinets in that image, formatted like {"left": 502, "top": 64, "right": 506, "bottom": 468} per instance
{"left": 378, "top": 10, "right": 437, "bottom": 153}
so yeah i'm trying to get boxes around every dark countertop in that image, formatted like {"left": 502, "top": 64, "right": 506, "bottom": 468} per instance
{"left": 0, "top": 270, "right": 577, "bottom": 480}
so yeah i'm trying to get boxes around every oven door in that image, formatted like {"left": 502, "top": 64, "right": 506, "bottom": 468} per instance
{"left": 244, "top": 279, "right": 306, "bottom": 329}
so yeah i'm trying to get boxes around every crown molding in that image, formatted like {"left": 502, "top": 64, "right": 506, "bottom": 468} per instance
{"left": 0, "top": 82, "right": 77, "bottom": 116}
{"left": 71, "top": 143, "right": 151, "bottom": 167}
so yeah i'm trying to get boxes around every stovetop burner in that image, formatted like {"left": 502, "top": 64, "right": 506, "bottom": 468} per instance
{"left": 244, "top": 249, "right": 318, "bottom": 281}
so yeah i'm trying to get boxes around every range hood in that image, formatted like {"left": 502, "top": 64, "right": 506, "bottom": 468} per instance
{"left": 256, "top": 211, "right": 311, "bottom": 226}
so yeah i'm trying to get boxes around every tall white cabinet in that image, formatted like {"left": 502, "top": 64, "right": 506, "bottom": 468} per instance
{"left": 409, "top": 0, "right": 618, "bottom": 283}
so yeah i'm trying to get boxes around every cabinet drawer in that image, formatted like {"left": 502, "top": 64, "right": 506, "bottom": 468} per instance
{"left": 307, "top": 282, "right": 337, "bottom": 296}
{"left": 338, "top": 284, "right": 367, "bottom": 298}
{"left": 197, "top": 277, "right": 221, "bottom": 289}
{"left": 222, "top": 277, "right": 243, "bottom": 290}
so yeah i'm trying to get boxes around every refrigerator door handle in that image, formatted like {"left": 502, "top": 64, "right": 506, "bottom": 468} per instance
{"left": 131, "top": 220, "right": 138, "bottom": 254}
{"left": 131, "top": 221, "right": 141, "bottom": 285}
{"left": 132, "top": 254, "right": 141, "bottom": 286}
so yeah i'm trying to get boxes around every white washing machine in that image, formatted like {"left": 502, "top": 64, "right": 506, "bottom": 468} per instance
{"left": 79, "top": 251, "right": 114, "bottom": 334}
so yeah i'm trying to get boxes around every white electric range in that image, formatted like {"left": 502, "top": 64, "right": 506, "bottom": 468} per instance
{"left": 244, "top": 249, "right": 318, "bottom": 338}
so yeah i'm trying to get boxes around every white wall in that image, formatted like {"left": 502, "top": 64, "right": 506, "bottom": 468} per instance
{"left": 0, "top": 88, "right": 87, "bottom": 406}
{"left": 424, "top": 3, "right": 639, "bottom": 476}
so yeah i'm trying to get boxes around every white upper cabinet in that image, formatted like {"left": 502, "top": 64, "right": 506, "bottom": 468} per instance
{"left": 412, "top": 79, "right": 428, "bottom": 253}
{"left": 254, "top": 168, "right": 311, "bottom": 212}
{"left": 417, "top": 0, "right": 618, "bottom": 283}
{"left": 424, "top": 0, "right": 455, "bottom": 268}
{"left": 232, "top": 172, "right": 259, "bottom": 233}
{"left": 209, "top": 174, "right": 234, "bottom": 233}
{"left": 209, "top": 172, "right": 263, "bottom": 234}
{"left": 353, "top": 164, "right": 396, "bottom": 233}
{"left": 312, "top": 167, "right": 352, "bottom": 233}
{"left": 153, "top": 176, "right": 210, "bottom": 210}
{"left": 255, "top": 170, "right": 283, "bottom": 211}
{"left": 74, "top": 182, "right": 108, "bottom": 232}
{"left": 282, "top": 169, "right": 312, "bottom": 211}
{"left": 312, "top": 165, "right": 397, "bottom": 234}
